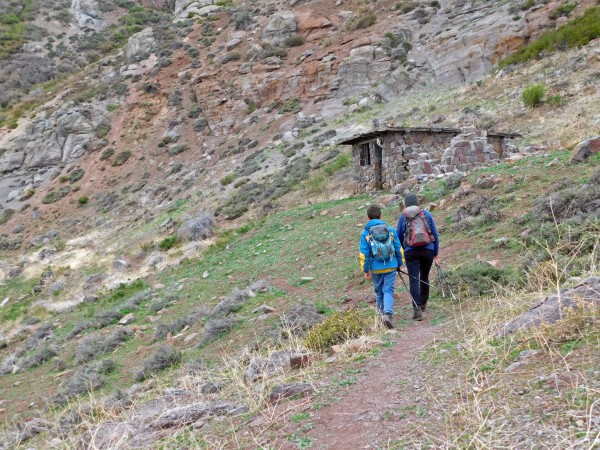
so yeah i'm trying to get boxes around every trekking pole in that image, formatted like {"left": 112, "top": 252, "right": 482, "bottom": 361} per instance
{"left": 435, "top": 264, "right": 446, "bottom": 298}
{"left": 434, "top": 258, "right": 458, "bottom": 302}
{"left": 397, "top": 269, "right": 436, "bottom": 288}
{"left": 397, "top": 271, "right": 420, "bottom": 310}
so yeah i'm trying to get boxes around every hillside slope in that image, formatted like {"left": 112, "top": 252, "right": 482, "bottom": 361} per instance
{"left": 0, "top": 0, "right": 599, "bottom": 447}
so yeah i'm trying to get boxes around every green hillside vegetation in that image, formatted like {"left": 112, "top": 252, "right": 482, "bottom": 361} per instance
{"left": 0, "top": 148, "right": 598, "bottom": 446}
{"left": 499, "top": 5, "right": 600, "bottom": 67}
{"left": 0, "top": 0, "right": 40, "bottom": 59}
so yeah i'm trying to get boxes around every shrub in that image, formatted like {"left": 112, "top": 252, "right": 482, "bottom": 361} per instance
{"left": 21, "top": 344, "right": 58, "bottom": 369}
{"left": 305, "top": 309, "right": 372, "bottom": 351}
{"left": 61, "top": 360, "right": 117, "bottom": 399}
{"left": 178, "top": 212, "right": 214, "bottom": 241}
{"left": 232, "top": 9, "right": 254, "bottom": 30}
{"left": 42, "top": 186, "right": 71, "bottom": 204}
{"left": 59, "top": 175, "right": 69, "bottom": 183}
{"left": 75, "top": 328, "right": 132, "bottom": 364}
{"left": 100, "top": 148, "right": 115, "bottom": 161}
{"left": 284, "top": 34, "right": 305, "bottom": 47}
{"left": 324, "top": 153, "right": 351, "bottom": 176}
{"left": 347, "top": 12, "right": 377, "bottom": 31}
{"left": 546, "top": 94, "right": 564, "bottom": 107}
{"left": 245, "top": 99, "right": 257, "bottom": 114}
{"left": 149, "top": 297, "right": 172, "bottom": 313}
{"left": 200, "top": 318, "right": 237, "bottom": 346}
{"left": 134, "top": 345, "right": 181, "bottom": 381}
{"left": 69, "top": 168, "right": 85, "bottom": 183}
{"left": 188, "top": 104, "right": 202, "bottom": 118}
{"left": 78, "top": 196, "right": 89, "bottom": 205}
{"left": 158, "top": 235, "right": 178, "bottom": 250}
{"left": 443, "top": 262, "right": 524, "bottom": 298}
{"left": 522, "top": 83, "right": 546, "bottom": 107}
{"left": 93, "top": 309, "right": 123, "bottom": 328}
{"left": 220, "top": 174, "right": 235, "bottom": 185}
{"left": 395, "top": 2, "right": 419, "bottom": 13}
{"left": 499, "top": 6, "right": 600, "bottom": 67}
{"left": 279, "top": 97, "right": 302, "bottom": 113}
{"left": 0, "top": 209, "right": 15, "bottom": 226}
{"left": 550, "top": 3, "right": 576, "bottom": 20}
{"left": 95, "top": 121, "right": 111, "bottom": 138}
{"left": 112, "top": 150, "right": 132, "bottom": 166}
{"left": 106, "top": 103, "right": 118, "bottom": 112}
{"left": 168, "top": 144, "right": 188, "bottom": 156}
{"left": 153, "top": 318, "right": 188, "bottom": 340}
{"left": 221, "top": 52, "right": 242, "bottom": 64}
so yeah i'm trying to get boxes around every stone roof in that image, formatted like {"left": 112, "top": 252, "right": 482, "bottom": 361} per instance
{"left": 336, "top": 126, "right": 520, "bottom": 146}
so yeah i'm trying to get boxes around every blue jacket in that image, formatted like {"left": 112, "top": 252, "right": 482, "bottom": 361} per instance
{"left": 396, "top": 209, "right": 439, "bottom": 256}
{"left": 360, "top": 219, "right": 403, "bottom": 273}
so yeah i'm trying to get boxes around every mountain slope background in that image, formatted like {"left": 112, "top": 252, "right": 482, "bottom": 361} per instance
{"left": 0, "top": 0, "right": 599, "bottom": 447}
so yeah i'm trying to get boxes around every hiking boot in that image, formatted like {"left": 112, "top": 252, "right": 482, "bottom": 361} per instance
{"left": 382, "top": 313, "right": 394, "bottom": 329}
{"left": 412, "top": 308, "right": 423, "bottom": 321}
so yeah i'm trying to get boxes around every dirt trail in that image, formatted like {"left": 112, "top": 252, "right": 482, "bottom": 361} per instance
{"left": 303, "top": 313, "right": 439, "bottom": 449}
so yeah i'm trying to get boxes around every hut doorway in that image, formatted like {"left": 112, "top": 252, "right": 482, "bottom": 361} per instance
{"left": 373, "top": 140, "right": 383, "bottom": 190}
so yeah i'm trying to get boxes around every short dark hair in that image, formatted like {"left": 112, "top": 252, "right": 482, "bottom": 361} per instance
{"left": 404, "top": 192, "right": 419, "bottom": 207}
{"left": 367, "top": 205, "right": 381, "bottom": 219}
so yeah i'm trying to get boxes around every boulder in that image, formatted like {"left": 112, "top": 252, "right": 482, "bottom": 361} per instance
{"left": 72, "top": 0, "right": 103, "bottom": 28}
{"left": 500, "top": 277, "right": 600, "bottom": 337}
{"left": 569, "top": 136, "right": 600, "bottom": 164}
{"left": 269, "top": 382, "right": 315, "bottom": 403}
{"left": 125, "top": 28, "right": 155, "bottom": 61}
{"left": 262, "top": 11, "right": 297, "bottom": 46}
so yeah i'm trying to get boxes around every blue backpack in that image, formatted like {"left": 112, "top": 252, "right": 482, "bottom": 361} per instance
{"left": 368, "top": 224, "right": 394, "bottom": 261}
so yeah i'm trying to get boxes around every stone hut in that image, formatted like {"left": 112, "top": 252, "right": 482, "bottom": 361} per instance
{"left": 338, "top": 125, "right": 519, "bottom": 192}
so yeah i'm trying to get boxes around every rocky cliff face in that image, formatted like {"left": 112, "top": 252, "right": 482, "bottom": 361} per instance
{"left": 0, "top": 0, "right": 588, "bottom": 257}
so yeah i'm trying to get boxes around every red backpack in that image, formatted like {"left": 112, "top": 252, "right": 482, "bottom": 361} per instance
{"left": 403, "top": 206, "right": 434, "bottom": 247}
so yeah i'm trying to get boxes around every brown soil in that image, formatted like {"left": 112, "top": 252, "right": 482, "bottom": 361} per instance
{"left": 301, "top": 318, "right": 438, "bottom": 449}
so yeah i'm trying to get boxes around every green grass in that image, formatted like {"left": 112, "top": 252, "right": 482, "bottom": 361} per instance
{"left": 0, "top": 277, "right": 39, "bottom": 321}
{"left": 499, "top": 6, "right": 600, "bottom": 67}
{"left": 0, "top": 0, "right": 40, "bottom": 58}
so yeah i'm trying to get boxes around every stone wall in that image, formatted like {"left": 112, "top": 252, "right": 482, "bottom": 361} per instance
{"left": 352, "top": 127, "right": 515, "bottom": 192}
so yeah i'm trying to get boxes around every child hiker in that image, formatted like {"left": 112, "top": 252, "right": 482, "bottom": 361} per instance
{"left": 360, "top": 205, "right": 403, "bottom": 329}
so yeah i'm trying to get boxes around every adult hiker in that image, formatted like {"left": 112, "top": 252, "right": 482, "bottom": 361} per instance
{"left": 396, "top": 192, "right": 439, "bottom": 321}
{"left": 360, "top": 204, "right": 403, "bottom": 329}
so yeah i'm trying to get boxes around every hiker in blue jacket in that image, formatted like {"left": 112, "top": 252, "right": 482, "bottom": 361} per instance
{"left": 396, "top": 192, "right": 439, "bottom": 321}
{"left": 360, "top": 205, "right": 403, "bottom": 329}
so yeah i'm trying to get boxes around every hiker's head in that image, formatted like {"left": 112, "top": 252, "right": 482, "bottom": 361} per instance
{"left": 367, "top": 205, "right": 382, "bottom": 219}
{"left": 404, "top": 192, "right": 419, "bottom": 207}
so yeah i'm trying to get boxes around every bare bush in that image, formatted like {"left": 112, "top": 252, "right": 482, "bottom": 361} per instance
{"left": 178, "top": 212, "right": 214, "bottom": 241}
{"left": 75, "top": 328, "right": 132, "bottom": 364}
{"left": 134, "top": 345, "right": 182, "bottom": 381}
{"left": 200, "top": 318, "right": 237, "bottom": 346}
{"left": 21, "top": 344, "right": 59, "bottom": 369}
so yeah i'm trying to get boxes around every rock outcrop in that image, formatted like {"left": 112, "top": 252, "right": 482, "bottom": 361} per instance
{"left": 262, "top": 11, "right": 297, "bottom": 46}
{"left": 500, "top": 277, "right": 600, "bottom": 337}
{"left": 71, "top": 0, "right": 103, "bottom": 28}
{"left": 125, "top": 28, "right": 156, "bottom": 61}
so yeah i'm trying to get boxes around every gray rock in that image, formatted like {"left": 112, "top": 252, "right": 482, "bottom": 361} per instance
{"left": 31, "top": 231, "right": 58, "bottom": 247}
{"left": 112, "top": 260, "right": 130, "bottom": 272}
{"left": 269, "top": 382, "right": 315, "bottom": 403}
{"left": 72, "top": 0, "right": 103, "bottom": 28}
{"left": 245, "top": 350, "right": 305, "bottom": 382}
{"left": 125, "top": 28, "right": 155, "bottom": 61}
{"left": 79, "top": 421, "right": 131, "bottom": 449}
{"left": 201, "top": 381, "right": 221, "bottom": 394}
{"left": 500, "top": 277, "right": 600, "bottom": 336}
{"left": 262, "top": 11, "right": 297, "bottom": 46}
{"left": 569, "top": 136, "right": 600, "bottom": 163}
{"left": 150, "top": 402, "right": 239, "bottom": 429}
